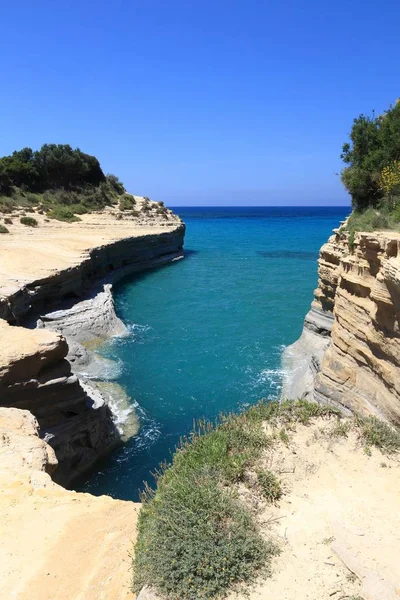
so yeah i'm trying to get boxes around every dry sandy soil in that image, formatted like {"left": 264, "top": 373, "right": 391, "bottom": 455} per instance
{"left": 0, "top": 408, "right": 139, "bottom": 600}
{"left": 231, "top": 418, "right": 400, "bottom": 600}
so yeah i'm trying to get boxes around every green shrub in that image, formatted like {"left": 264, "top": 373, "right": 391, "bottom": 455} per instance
{"left": 341, "top": 100, "right": 400, "bottom": 210}
{"left": 134, "top": 478, "right": 277, "bottom": 600}
{"left": 357, "top": 416, "right": 400, "bottom": 453}
{"left": 0, "top": 224, "right": 9, "bottom": 233}
{"left": 26, "top": 193, "right": 40, "bottom": 204}
{"left": 133, "top": 412, "right": 279, "bottom": 599}
{"left": 47, "top": 205, "right": 81, "bottom": 222}
{"left": 71, "top": 203, "right": 89, "bottom": 215}
{"left": 244, "top": 398, "right": 340, "bottom": 426}
{"left": 256, "top": 470, "right": 282, "bottom": 502}
{"left": 20, "top": 216, "right": 38, "bottom": 227}
{"left": 106, "top": 173, "right": 125, "bottom": 195}
{"left": 119, "top": 194, "right": 136, "bottom": 211}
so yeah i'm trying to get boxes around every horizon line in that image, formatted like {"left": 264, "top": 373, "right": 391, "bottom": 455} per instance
{"left": 169, "top": 204, "right": 352, "bottom": 208}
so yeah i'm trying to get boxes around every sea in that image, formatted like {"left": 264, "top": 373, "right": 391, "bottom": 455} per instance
{"left": 77, "top": 206, "right": 350, "bottom": 501}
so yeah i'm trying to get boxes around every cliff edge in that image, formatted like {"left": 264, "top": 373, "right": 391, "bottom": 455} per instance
{"left": 0, "top": 406, "right": 139, "bottom": 600}
{"left": 283, "top": 226, "right": 400, "bottom": 424}
{"left": 0, "top": 200, "right": 185, "bottom": 484}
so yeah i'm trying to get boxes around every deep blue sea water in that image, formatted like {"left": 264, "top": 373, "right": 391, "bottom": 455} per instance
{"left": 78, "top": 206, "right": 350, "bottom": 501}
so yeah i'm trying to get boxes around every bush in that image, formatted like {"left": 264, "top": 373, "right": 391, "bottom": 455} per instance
{"left": 256, "top": 471, "right": 282, "bottom": 502}
{"left": 341, "top": 100, "right": 400, "bottom": 210}
{"left": 4, "top": 217, "right": 12, "bottom": 224}
{"left": 70, "top": 203, "right": 89, "bottom": 215}
{"left": 47, "top": 205, "right": 81, "bottom": 222}
{"left": 133, "top": 410, "right": 280, "bottom": 599}
{"left": 106, "top": 173, "right": 125, "bottom": 195}
{"left": 345, "top": 206, "right": 398, "bottom": 237}
{"left": 20, "top": 216, "right": 38, "bottom": 227}
{"left": 119, "top": 194, "right": 136, "bottom": 211}
{"left": 0, "top": 224, "right": 9, "bottom": 233}
{"left": 26, "top": 192, "right": 40, "bottom": 204}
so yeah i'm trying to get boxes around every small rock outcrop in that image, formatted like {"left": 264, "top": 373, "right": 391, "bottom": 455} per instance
{"left": 0, "top": 406, "right": 57, "bottom": 479}
{"left": 284, "top": 227, "right": 400, "bottom": 424}
{"left": 0, "top": 319, "right": 120, "bottom": 485}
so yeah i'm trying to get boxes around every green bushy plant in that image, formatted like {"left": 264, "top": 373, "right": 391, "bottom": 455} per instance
{"left": 119, "top": 193, "right": 136, "bottom": 211}
{"left": 133, "top": 410, "right": 281, "bottom": 599}
{"left": 256, "top": 470, "right": 282, "bottom": 502}
{"left": 20, "top": 216, "right": 38, "bottom": 227}
{"left": 47, "top": 205, "right": 81, "bottom": 222}
{"left": 0, "top": 224, "right": 9, "bottom": 233}
{"left": 357, "top": 415, "right": 400, "bottom": 453}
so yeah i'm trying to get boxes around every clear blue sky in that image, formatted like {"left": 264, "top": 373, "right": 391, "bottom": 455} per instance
{"left": 1, "top": 1, "right": 399, "bottom": 206}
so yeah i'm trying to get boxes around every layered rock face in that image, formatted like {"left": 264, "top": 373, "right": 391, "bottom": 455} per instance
{"left": 0, "top": 320, "right": 120, "bottom": 485}
{"left": 0, "top": 224, "right": 185, "bottom": 323}
{"left": 283, "top": 227, "right": 400, "bottom": 424}
{"left": 0, "top": 213, "right": 185, "bottom": 483}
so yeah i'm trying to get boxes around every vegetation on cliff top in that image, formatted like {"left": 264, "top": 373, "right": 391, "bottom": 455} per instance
{"left": 132, "top": 400, "right": 340, "bottom": 599}
{"left": 341, "top": 99, "right": 400, "bottom": 234}
{"left": 133, "top": 399, "right": 400, "bottom": 599}
{"left": 0, "top": 144, "right": 126, "bottom": 220}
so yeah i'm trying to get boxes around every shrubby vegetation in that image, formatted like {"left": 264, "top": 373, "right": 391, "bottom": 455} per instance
{"left": 341, "top": 99, "right": 400, "bottom": 234}
{"left": 132, "top": 400, "right": 341, "bottom": 599}
{"left": 0, "top": 144, "right": 127, "bottom": 219}
{"left": 133, "top": 399, "right": 400, "bottom": 599}
{"left": 20, "top": 216, "right": 38, "bottom": 227}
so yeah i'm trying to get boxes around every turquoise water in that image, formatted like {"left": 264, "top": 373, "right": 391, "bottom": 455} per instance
{"left": 78, "top": 206, "right": 349, "bottom": 501}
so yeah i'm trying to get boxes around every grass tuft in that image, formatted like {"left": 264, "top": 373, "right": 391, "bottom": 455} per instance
{"left": 0, "top": 224, "right": 9, "bottom": 233}
{"left": 357, "top": 415, "right": 400, "bottom": 453}
{"left": 256, "top": 470, "right": 282, "bottom": 503}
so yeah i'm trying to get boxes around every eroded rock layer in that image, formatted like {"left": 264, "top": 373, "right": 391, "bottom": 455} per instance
{"left": 0, "top": 224, "right": 185, "bottom": 323}
{"left": 284, "top": 227, "right": 400, "bottom": 424}
{"left": 0, "top": 320, "right": 120, "bottom": 485}
{"left": 0, "top": 217, "right": 185, "bottom": 483}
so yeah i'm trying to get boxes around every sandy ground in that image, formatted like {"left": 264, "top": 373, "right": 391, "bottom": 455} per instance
{"left": 0, "top": 210, "right": 180, "bottom": 297}
{"left": 234, "top": 419, "right": 400, "bottom": 600}
{"left": 0, "top": 470, "right": 139, "bottom": 600}
{"left": 1, "top": 412, "right": 399, "bottom": 600}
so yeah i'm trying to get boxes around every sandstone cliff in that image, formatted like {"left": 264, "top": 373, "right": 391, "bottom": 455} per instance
{"left": 0, "top": 205, "right": 185, "bottom": 484}
{"left": 284, "top": 226, "right": 400, "bottom": 424}
{"left": 0, "top": 320, "right": 120, "bottom": 485}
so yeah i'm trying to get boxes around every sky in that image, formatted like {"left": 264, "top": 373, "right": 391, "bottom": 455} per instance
{"left": 1, "top": 1, "right": 399, "bottom": 206}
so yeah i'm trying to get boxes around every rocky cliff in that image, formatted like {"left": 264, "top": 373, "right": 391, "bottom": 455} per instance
{"left": 0, "top": 206, "right": 185, "bottom": 484}
{"left": 283, "top": 226, "right": 400, "bottom": 424}
{"left": 0, "top": 319, "right": 121, "bottom": 485}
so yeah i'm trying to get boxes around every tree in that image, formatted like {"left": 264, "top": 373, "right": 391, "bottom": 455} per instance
{"left": 380, "top": 161, "right": 400, "bottom": 208}
{"left": 341, "top": 100, "right": 400, "bottom": 210}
